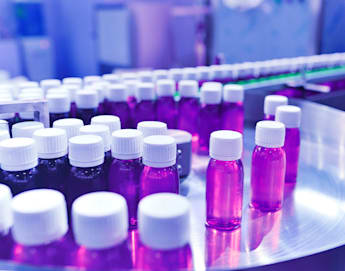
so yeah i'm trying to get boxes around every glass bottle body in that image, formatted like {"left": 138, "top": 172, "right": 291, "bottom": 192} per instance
{"left": 221, "top": 102, "right": 244, "bottom": 134}
{"left": 156, "top": 96, "right": 177, "bottom": 128}
{"left": 177, "top": 97, "right": 199, "bottom": 136}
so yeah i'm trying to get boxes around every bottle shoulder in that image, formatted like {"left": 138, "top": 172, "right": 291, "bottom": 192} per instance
{"left": 207, "top": 158, "right": 243, "bottom": 172}
{"left": 252, "top": 146, "right": 285, "bottom": 160}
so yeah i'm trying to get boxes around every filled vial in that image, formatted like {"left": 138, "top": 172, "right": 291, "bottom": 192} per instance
{"left": 70, "top": 192, "right": 132, "bottom": 270}
{"left": 177, "top": 80, "right": 199, "bottom": 136}
{"left": 109, "top": 129, "right": 143, "bottom": 229}
{"left": 198, "top": 82, "right": 222, "bottom": 155}
{"left": 76, "top": 89, "right": 99, "bottom": 124}
{"left": 107, "top": 84, "right": 132, "bottom": 128}
{"left": 12, "top": 121, "right": 44, "bottom": 138}
{"left": 276, "top": 105, "right": 302, "bottom": 183}
{"left": 40, "top": 79, "right": 61, "bottom": 97}
{"left": 0, "top": 184, "right": 13, "bottom": 260}
{"left": 11, "top": 189, "right": 71, "bottom": 266}
{"left": 33, "top": 128, "right": 69, "bottom": 193}
{"left": 206, "top": 130, "right": 244, "bottom": 230}
{"left": 134, "top": 82, "right": 156, "bottom": 126}
{"left": 137, "top": 121, "right": 168, "bottom": 138}
{"left": 263, "top": 95, "right": 288, "bottom": 120}
{"left": 156, "top": 79, "right": 177, "bottom": 129}
{"left": 0, "top": 138, "right": 39, "bottom": 195}
{"left": 140, "top": 135, "right": 179, "bottom": 198}
{"left": 47, "top": 93, "right": 71, "bottom": 126}
{"left": 91, "top": 115, "right": 121, "bottom": 134}
{"left": 136, "top": 193, "right": 193, "bottom": 270}
{"left": 91, "top": 81, "right": 110, "bottom": 115}
{"left": 67, "top": 135, "right": 106, "bottom": 211}
{"left": 221, "top": 84, "right": 244, "bottom": 134}
{"left": 250, "top": 121, "right": 286, "bottom": 212}
{"left": 124, "top": 80, "right": 139, "bottom": 111}
{"left": 62, "top": 80, "right": 81, "bottom": 118}
{"left": 53, "top": 118, "right": 84, "bottom": 140}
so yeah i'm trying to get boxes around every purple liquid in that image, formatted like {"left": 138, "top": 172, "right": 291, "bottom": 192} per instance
{"left": 108, "top": 101, "right": 132, "bottom": 128}
{"left": 0, "top": 232, "right": 13, "bottom": 260}
{"left": 140, "top": 165, "right": 179, "bottom": 199}
{"left": 221, "top": 102, "right": 244, "bottom": 134}
{"left": 97, "top": 101, "right": 106, "bottom": 115}
{"left": 69, "top": 240, "right": 133, "bottom": 270}
{"left": 50, "top": 113, "right": 70, "bottom": 127}
{"left": 284, "top": 128, "right": 300, "bottom": 183}
{"left": 76, "top": 108, "right": 98, "bottom": 125}
{"left": 70, "top": 102, "right": 77, "bottom": 118}
{"left": 264, "top": 114, "right": 275, "bottom": 121}
{"left": 198, "top": 104, "right": 221, "bottom": 154}
{"left": 109, "top": 158, "right": 143, "bottom": 228}
{"left": 1, "top": 168, "right": 39, "bottom": 196}
{"left": 103, "top": 151, "right": 113, "bottom": 187}
{"left": 11, "top": 233, "right": 72, "bottom": 267}
{"left": 177, "top": 97, "right": 199, "bottom": 136}
{"left": 206, "top": 159, "right": 243, "bottom": 230}
{"left": 136, "top": 243, "right": 193, "bottom": 270}
{"left": 128, "top": 96, "right": 137, "bottom": 111}
{"left": 37, "top": 156, "right": 70, "bottom": 194}
{"left": 250, "top": 146, "right": 286, "bottom": 212}
{"left": 156, "top": 96, "right": 177, "bottom": 128}
{"left": 134, "top": 100, "right": 156, "bottom": 127}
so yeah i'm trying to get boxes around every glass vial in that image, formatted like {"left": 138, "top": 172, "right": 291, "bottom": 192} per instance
{"left": 276, "top": 105, "right": 302, "bottom": 183}
{"left": 206, "top": 130, "right": 244, "bottom": 230}
{"left": 140, "top": 135, "right": 179, "bottom": 199}
{"left": 250, "top": 121, "right": 286, "bottom": 212}
{"left": 108, "top": 84, "right": 132, "bottom": 128}
{"left": 76, "top": 89, "right": 99, "bottom": 124}
{"left": 156, "top": 79, "right": 177, "bottom": 129}
{"left": 263, "top": 95, "right": 288, "bottom": 120}
{"left": 109, "top": 129, "right": 143, "bottom": 229}
{"left": 221, "top": 84, "right": 244, "bottom": 134}
{"left": 0, "top": 184, "right": 13, "bottom": 259}
{"left": 47, "top": 93, "right": 71, "bottom": 126}
{"left": 134, "top": 82, "right": 156, "bottom": 126}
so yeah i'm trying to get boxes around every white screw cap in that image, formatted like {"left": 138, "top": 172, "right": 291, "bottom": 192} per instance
{"left": 11, "top": 189, "right": 68, "bottom": 246}
{"left": 91, "top": 115, "right": 121, "bottom": 133}
{"left": 108, "top": 84, "right": 127, "bottom": 102}
{"left": 183, "top": 68, "right": 198, "bottom": 80}
{"left": 137, "top": 121, "right": 168, "bottom": 138}
{"left": 156, "top": 79, "right": 176, "bottom": 97}
{"left": 72, "top": 192, "right": 128, "bottom": 249}
{"left": 89, "top": 82, "right": 109, "bottom": 102}
{"left": 111, "top": 129, "right": 143, "bottom": 160}
{"left": 63, "top": 77, "right": 82, "bottom": 88}
{"left": 264, "top": 95, "right": 288, "bottom": 116}
{"left": 255, "top": 121, "right": 285, "bottom": 148}
{"left": 136, "top": 83, "right": 155, "bottom": 101}
{"left": 80, "top": 124, "right": 111, "bottom": 152}
{"left": 138, "top": 71, "right": 154, "bottom": 83}
{"left": 102, "top": 74, "right": 121, "bottom": 84}
{"left": 210, "top": 130, "right": 242, "bottom": 161}
{"left": 47, "top": 94, "right": 71, "bottom": 113}
{"left": 0, "top": 138, "right": 38, "bottom": 171}
{"left": 179, "top": 80, "right": 198, "bottom": 97}
{"left": 138, "top": 193, "right": 190, "bottom": 250}
{"left": 153, "top": 70, "right": 169, "bottom": 81}
{"left": 18, "top": 81, "right": 39, "bottom": 90}
{"left": 12, "top": 121, "right": 44, "bottom": 138}
{"left": 200, "top": 82, "right": 222, "bottom": 104}
{"left": 76, "top": 90, "right": 98, "bottom": 109}
{"left": 223, "top": 84, "right": 244, "bottom": 103}
{"left": 69, "top": 135, "right": 104, "bottom": 167}
{"left": 124, "top": 80, "right": 139, "bottom": 98}
{"left": 0, "top": 130, "right": 10, "bottom": 142}
{"left": 40, "top": 79, "right": 61, "bottom": 95}
{"left": 0, "top": 184, "right": 12, "bottom": 234}
{"left": 20, "top": 87, "right": 44, "bottom": 97}
{"left": 33, "top": 128, "right": 68, "bottom": 159}
{"left": 62, "top": 84, "right": 79, "bottom": 102}
{"left": 169, "top": 68, "right": 183, "bottom": 82}
{"left": 53, "top": 118, "right": 84, "bottom": 140}
{"left": 143, "top": 135, "right": 176, "bottom": 168}
{"left": 210, "top": 65, "right": 224, "bottom": 79}
{"left": 275, "top": 105, "right": 302, "bottom": 128}
{"left": 196, "top": 66, "right": 211, "bottom": 80}
{"left": 84, "top": 75, "right": 102, "bottom": 86}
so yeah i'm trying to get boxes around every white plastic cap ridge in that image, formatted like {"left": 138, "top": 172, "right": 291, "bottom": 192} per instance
{"left": 264, "top": 95, "right": 288, "bottom": 116}
{"left": 137, "top": 121, "right": 168, "bottom": 138}
{"left": 91, "top": 115, "right": 121, "bottom": 133}
{"left": 143, "top": 135, "right": 176, "bottom": 168}
{"left": 111, "top": 129, "right": 143, "bottom": 160}
{"left": 53, "top": 118, "right": 84, "bottom": 140}
{"left": 223, "top": 84, "right": 244, "bottom": 103}
{"left": 33, "top": 128, "right": 68, "bottom": 159}
{"left": 255, "top": 120, "right": 285, "bottom": 148}
{"left": 79, "top": 124, "right": 111, "bottom": 152}
{"left": 275, "top": 105, "right": 302, "bottom": 128}
{"left": 210, "top": 130, "right": 243, "bottom": 161}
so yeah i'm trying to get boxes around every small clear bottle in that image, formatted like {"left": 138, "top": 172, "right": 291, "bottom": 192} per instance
{"left": 198, "top": 82, "right": 222, "bottom": 154}
{"left": 53, "top": 118, "right": 84, "bottom": 140}
{"left": 136, "top": 193, "right": 193, "bottom": 270}
{"left": 40, "top": 79, "right": 61, "bottom": 97}
{"left": 206, "top": 130, "right": 243, "bottom": 230}
{"left": 70, "top": 192, "right": 132, "bottom": 270}
{"left": 134, "top": 82, "right": 156, "bottom": 126}
{"left": 221, "top": 84, "right": 244, "bottom": 134}
{"left": 177, "top": 80, "right": 199, "bottom": 137}
{"left": 109, "top": 129, "right": 143, "bottom": 228}
{"left": 108, "top": 84, "right": 132, "bottom": 128}
{"left": 33, "top": 128, "right": 69, "bottom": 193}
{"left": 11, "top": 189, "right": 71, "bottom": 266}
{"left": 91, "top": 115, "right": 121, "bottom": 134}
{"left": 137, "top": 121, "right": 168, "bottom": 138}
{"left": 12, "top": 121, "right": 44, "bottom": 138}
{"left": 0, "top": 138, "right": 39, "bottom": 195}
{"left": 67, "top": 135, "right": 106, "bottom": 211}
{"left": 0, "top": 184, "right": 13, "bottom": 259}
{"left": 156, "top": 79, "right": 177, "bottom": 129}
{"left": 263, "top": 95, "right": 288, "bottom": 120}
{"left": 250, "top": 121, "right": 286, "bottom": 212}
{"left": 276, "top": 105, "right": 302, "bottom": 183}
{"left": 76, "top": 89, "right": 99, "bottom": 124}
{"left": 47, "top": 93, "right": 71, "bottom": 126}
{"left": 79, "top": 124, "right": 112, "bottom": 179}
{"left": 140, "top": 135, "right": 179, "bottom": 198}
